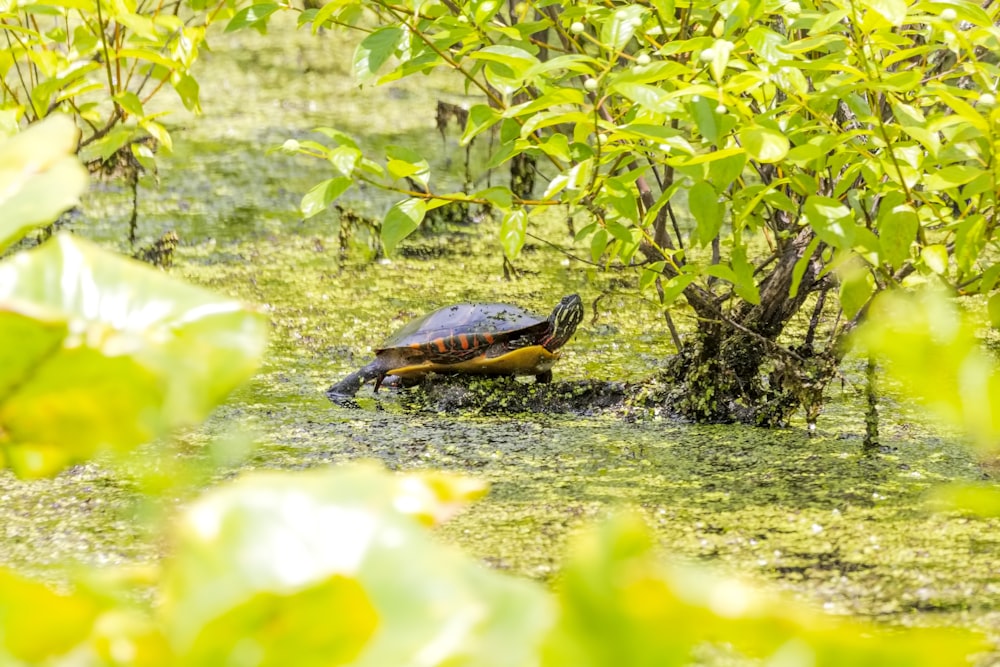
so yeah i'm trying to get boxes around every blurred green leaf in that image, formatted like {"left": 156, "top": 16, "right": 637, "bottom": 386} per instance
{"left": 590, "top": 228, "right": 609, "bottom": 264}
{"left": 162, "top": 465, "right": 549, "bottom": 667}
{"left": 542, "top": 513, "right": 984, "bottom": 666}
{"left": 854, "top": 288, "right": 1000, "bottom": 449}
{"left": 838, "top": 257, "right": 875, "bottom": 319}
{"left": 0, "top": 115, "right": 88, "bottom": 252}
{"left": 877, "top": 204, "right": 917, "bottom": 270}
{"left": 731, "top": 246, "right": 760, "bottom": 304}
{"left": 0, "top": 234, "right": 268, "bottom": 477}
{"left": 745, "top": 25, "right": 785, "bottom": 64}
{"left": 988, "top": 293, "right": 1000, "bottom": 328}
{"left": 640, "top": 262, "right": 666, "bottom": 291}
{"left": 113, "top": 90, "right": 145, "bottom": 117}
{"left": 186, "top": 576, "right": 375, "bottom": 667}
{"left": 954, "top": 214, "right": 986, "bottom": 277}
{"left": 0, "top": 568, "right": 101, "bottom": 661}
{"left": 927, "top": 482, "right": 1000, "bottom": 517}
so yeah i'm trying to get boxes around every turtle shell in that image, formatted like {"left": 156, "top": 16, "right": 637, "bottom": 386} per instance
{"left": 378, "top": 302, "right": 547, "bottom": 362}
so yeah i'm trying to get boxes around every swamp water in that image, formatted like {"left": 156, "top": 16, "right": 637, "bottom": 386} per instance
{"left": 2, "top": 14, "right": 1000, "bottom": 654}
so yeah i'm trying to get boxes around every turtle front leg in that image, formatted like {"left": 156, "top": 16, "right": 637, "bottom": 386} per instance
{"left": 326, "top": 360, "right": 388, "bottom": 400}
{"left": 534, "top": 370, "right": 553, "bottom": 384}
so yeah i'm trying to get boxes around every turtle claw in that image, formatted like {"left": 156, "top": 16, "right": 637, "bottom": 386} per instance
{"left": 325, "top": 390, "right": 361, "bottom": 408}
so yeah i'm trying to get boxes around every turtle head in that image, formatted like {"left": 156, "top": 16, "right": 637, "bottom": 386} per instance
{"left": 542, "top": 294, "right": 584, "bottom": 351}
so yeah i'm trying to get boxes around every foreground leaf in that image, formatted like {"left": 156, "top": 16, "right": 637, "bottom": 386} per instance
{"left": 542, "top": 513, "right": 984, "bottom": 666}
{"left": 0, "top": 234, "right": 268, "bottom": 477}
{"left": 0, "top": 115, "right": 88, "bottom": 252}
{"left": 162, "top": 465, "right": 550, "bottom": 667}
{"left": 0, "top": 569, "right": 101, "bottom": 661}
{"left": 854, "top": 288, "right": 1000, "bottom": 450}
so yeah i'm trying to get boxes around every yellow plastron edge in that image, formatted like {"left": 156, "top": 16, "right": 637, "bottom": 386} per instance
{"left": 389, "top": 346, "right": 560, "bottom": 379}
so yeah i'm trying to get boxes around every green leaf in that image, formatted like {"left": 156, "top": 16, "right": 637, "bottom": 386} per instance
{"left": 0, "top": 234, "right": 268, "bottom": 478}
{"left": 705, "top": 39, "right": 733, "bottom": 83}
{"left": 980, "top": 264, "right": 1000, "bottom": 294}
{"left": 955, "top": 214, "right": 986, "bottom": 277}
{"left": 609, "top": 83, "right": 673, "bottom": 113}
{"left": 689, "top": 96, "right": 722, "bottom": 144}
{"left": 803, "top": 196, "right": 858, "bottom": 249}
{"left": 745, "top": 25, "right": 786, "bottom": 65}
{"left": 591, "top": 228, "right": 609, "bottom": 264}
{"left": 810, "top": 8, "right": 849, "bottom": 32}
{"left": 924, "top": 165, "right": 983, "bottom": 191}
{"left": 790, "top": 236, "right": 821, "bottom": 299}
{"left": 921, "top": 244, "right": 949, "bottom": 275}
{"left": 0, "top": 115, "right": 88, "bottom": 252}
{"left": 838, "top": 257, "right": 875, "bottom": 319}
{"left": 660, "top": 273, "right": 697, "bottom": 305}
{"left": 385, "top": 144, "right": 430, "bottom": 189}
{"left": 164, "top": 465, "right": 548, "bottom": 667}
{"left": 738, "top": 125, "right": 789, "bottom": 163}
{"left": 475, "top": 187, "right": 513, "bottom": 209}
{"left": 859, "top": 0, "right": 907, "bottom": 26}
{"left": 171, "top": 72, "right": 201, "bottom": 113}
{"left": 707, "top": 150, "right": 747, "bottom": 191}
{"left": 224, "top": 3, "right": 280, "bottom": 32}
{"left": 328, "top": 145, "right": 362, "bottom": 177}
{"left": 731, "top": 246, "right": 760, "bottom": 304}
{"left": 877, "top": 204, "right": 918, "bottom": 270}
{"left": 543, "top": 159, "right": 593, "bottom": 199}
{"left": 310, "top": 0, "right": 354, "bottom": 29}
{"left": 113, "top": 90, "right": 144, "bottom": 117}
{"left": 301, "top": 177, "right": 352, "bottom": 219}
{"left": 500, "top": 208, "right": 527, "bottom": 260}
{"left": 688, "top": 180, "right": 723, "bottom": 246}
{"left": 382, "top": 199, "right": 425, "bottom": 255}
{"left": 639, "top": 262, "right": 666, "bottom": 291}
{"left": 462, "top": 104, "right": 502, "bottom": 145}
{"left": 353, "top": 26, "right": 403, "bottom": 81}
{"left": 602, "top": 177, "right": 639, "bottom": 223}
{"left": 314, "top": 127, "right": 359, "bottom": 149}
{"left": 601, "top": 4, "right": 647, "bottom": 51}
{"left": 469, "top": 45, "right": 541, "bottom": 81}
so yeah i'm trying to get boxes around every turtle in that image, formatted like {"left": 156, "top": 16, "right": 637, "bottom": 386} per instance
{"left": 326, "top": 294, "right": 584, "bottom": 399}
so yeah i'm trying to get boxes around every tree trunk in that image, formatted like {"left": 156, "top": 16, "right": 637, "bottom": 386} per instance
{"left": 663, "top": 227, "right": 839, "bottom": 425}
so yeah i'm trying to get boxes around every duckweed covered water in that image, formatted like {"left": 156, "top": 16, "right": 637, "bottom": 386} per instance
{"left": 3, "top": 14, "right": 1000, "bottom": 653}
